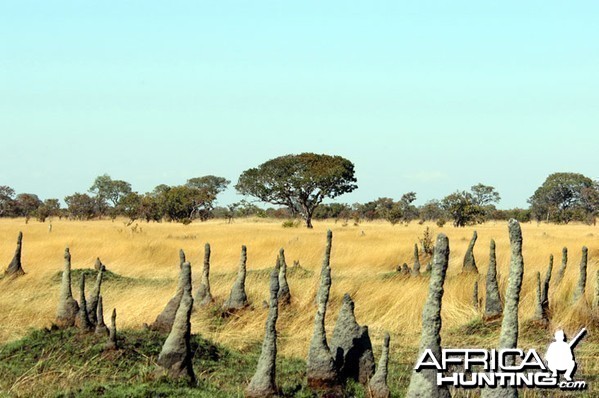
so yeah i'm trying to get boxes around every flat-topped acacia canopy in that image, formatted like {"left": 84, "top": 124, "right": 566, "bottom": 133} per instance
{"left": 236, "top": 153, "right": 357, "bottom": 228}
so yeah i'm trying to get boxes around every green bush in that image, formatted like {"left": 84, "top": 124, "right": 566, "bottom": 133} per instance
{"left": 282, "top": 219, "right": 300, "bottom": 228}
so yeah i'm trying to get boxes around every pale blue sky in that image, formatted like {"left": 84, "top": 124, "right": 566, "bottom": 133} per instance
{"left": 1, "top": 1, "right": 598, "bottom": 208}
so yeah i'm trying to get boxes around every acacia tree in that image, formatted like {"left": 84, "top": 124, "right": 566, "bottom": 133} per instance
{"left": 471, "top": 183, "right": 501, "bottom": 206}
{"left": 185, "top": 175, "right": 230, "bottom": 220}
{"left": 442, "top": 184, "right": 500, "bottom": 227}
{"left": 15, "top": 193, "right": 42, "bottom": 221}
{"left": 64, "top": 193, "right": 96, "bottom": 220}
{"left": 186, "top": 175, "right": 230, "bottom": 195}
{"left": 36, "top": 199, "right": 61, "bottom": 222}
{"left": 529, "top": 172, "right": 598, "bottom": 223}
{"left": 441, "top": 191, "right": 481, "bottom": 227}
{"left": 235, "top": 153, "right": 357, "bottom": 228}
{"left": 369, "top": 193, "right": 417, "bottom": 225}
{"left": 0, "top": 185, "right": 16, "bottom": 217}
{"left": 89, "top": 174, "right": 132, "bottom": 211}
{"left": 419, "top": 199, "right": 446, "bottom": 222}
{"left": 471, "top": 183, "right": 501, "bottom": 220}
{"left": 117, "top": 192, "right": 143, "bottom": 222}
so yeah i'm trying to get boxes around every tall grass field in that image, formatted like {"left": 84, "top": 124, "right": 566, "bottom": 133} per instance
{"left": 0, "top": 218, "right": 597, "bottom": 397}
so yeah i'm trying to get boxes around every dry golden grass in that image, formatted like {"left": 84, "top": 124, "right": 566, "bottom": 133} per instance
{"left": 0, "top": 217, "right": 597, "bottom": 363}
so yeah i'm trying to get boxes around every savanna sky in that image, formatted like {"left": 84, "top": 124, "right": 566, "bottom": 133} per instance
{"left": 1, "top": 1, "right": 598, "bottom": 208}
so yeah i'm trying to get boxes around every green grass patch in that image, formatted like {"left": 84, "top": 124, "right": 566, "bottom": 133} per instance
{"left": 247, "top": 265, "right": 314, "bottom": 279}
{"left": 51, "top": 268, "right": 171, "bottom": 287}
{"left": 0, "top": 327, "right": 330, "bottom": 397}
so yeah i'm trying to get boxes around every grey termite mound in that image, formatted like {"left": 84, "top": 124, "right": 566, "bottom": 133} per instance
{"left": 484, "top": 240, "right": 502, "bottom": 321}
{"left": 412, "top": 243, "right": 421, "bottom": 276}
{"left": 462, "top": 230, "right": 478, "bottom": 273}
{"left": 157, "top": 262, "right": 195, "bottom": 384}
{"left": 95, "top": 295, "right": 109, "bottom": 336}
{"left": 330, "top": 293, "right": 375, "bottom": 385}
{"left": 406, "top": 233, "right": 451, "bottom": 398}
{"left": 87, "top": 265, "right": 105, "bottom": 326}
{"left": 481, "top": 219, "right": 525, "bottom": 398}
{"left": 78, "top": 274, "right": 93, "bottom": 332}
{"left": 277, "top": 248, "right": 291, "bottom": 306}
{"left": 368, "top": 333, "right": 391, "bottom": 398}
{"left": 555, "top": 247, "right": 567, "bottom": 285}
{"left": 56, "top": 247, "right": 80, "bottom": 328}
{"left": 4, "top": 231, "right": 25, "bottom": 277}
{"left": 532, "top": 272, "right": 548, "bottom": 325}
{"left": 149, "top": 252, "right": 188, "bottom": 332}
{"left": 194, "top": 243, "right": 213, "bottom": 307}
{"left": 223, "top": 245, "right": 249, "bottom": 311}
{"left": 572, "top": 246, "right": 588, "bottom": 303}
{"left": 105, "top": 308, "right": 118, "bottom": 350}
{"left": 540, "top": 255, "right": 553, "bottom": 320}
{"left": 306, "top": 230, "right": 339, "bottom": 392}
{"left": 245, "top": 261, "right": 280, "bottom": 398}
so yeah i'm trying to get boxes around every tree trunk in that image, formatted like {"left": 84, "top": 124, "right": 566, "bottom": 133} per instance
{"left": 305, "top": 216, "right": 313, "bottom": 229}
{"left": 301, "top": 203, "right": 315, "bottom": 229}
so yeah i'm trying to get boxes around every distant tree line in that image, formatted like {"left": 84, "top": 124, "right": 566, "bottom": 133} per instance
{"left": 1, "top": 153, "right": 597, "bottom": 227}
{"left": 0, "top": 174, "right": 230, "bottom": 225}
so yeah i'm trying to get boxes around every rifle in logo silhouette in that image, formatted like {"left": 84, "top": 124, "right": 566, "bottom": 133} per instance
{"left": 545, "top": 327, "right": 587, "bottom": 381}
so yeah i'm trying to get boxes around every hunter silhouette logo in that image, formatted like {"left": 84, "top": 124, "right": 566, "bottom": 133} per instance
{"left": 414, "top": 327, "right": 588, "bottom": 391}
{"left": 545, "top": 328, "right": 586, "bottom": 382}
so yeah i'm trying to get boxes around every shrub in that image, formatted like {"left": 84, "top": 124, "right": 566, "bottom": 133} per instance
{"left": 419, "top": 227, "right": 434, "bottom": 256}
{"left": 282, "top": 219, "right": 300, "bottom": 228}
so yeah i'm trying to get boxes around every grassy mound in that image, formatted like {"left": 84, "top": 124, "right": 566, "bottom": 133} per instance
{"left": 0, "top": 327, "right": 353, "bottom": 397}
{"left": 3, "top": 325, "right": 597, "bottom": 397}
{"left": 51, "top": 268, "right": 171, "bottom": 287}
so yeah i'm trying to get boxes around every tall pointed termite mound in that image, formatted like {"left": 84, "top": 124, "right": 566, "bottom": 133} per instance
{"left": 277, "top": 248, "right": 291, "bottom": 306}
{"left": 105, "top": 308, "right": 118, "bottom": 350}
{"left": 572, "top": 246, "right": 588, "bottom": 303}
{"left": 425, "top": 261, "right": 432, "bottom": 273}
{"left": 472, "top": 280, "right": 479, "bottom": 310}
{"left": 306, "top": 230, "right": 339, "bottom": 392}
{"left": 223, "top": 245, "right": 249, "bottom": 311}
{"left": 540, "top": 255, "right": 553, "bottom": 320}
{"left": 462, "top": 230, "right": 478, "bottom": 273}
{"left": 94, "top": 257, "right": 103, "bottom": 271}
{"left": 484, "top": 240, "right": 502, "bottom": 321}
{"left": 56, "top": 247, "right": 80, "bottom": 327}
{"left": 412, "top": 243, "right": 421, "bottom": 276}
{"left": 87, "top": 265, "right": 105, "bottom": 325}
{"left": 149, "top": 253, "right": 187, "bottom": 332}
{"left": 400, "top": 263, "right": 411, "bottom": 276}
{"left": 4, "top": 231, "right": 25, "bottom": 277}
{"left": 157, "top": 262, "right": 195, "bottom": 384}
{"left": 406, "top": 234, "right": 451, "bottom": 398}
{"left": 245, "top": 261, "right": 281, "bottom": 397}
{"left": 481, "top": 219, "right": 525, "bottom": 398}
{"left": 594, "top": 270, "right": 599, "bottom": 312}
{"left": 368, "top": 333, "right": 391, "bottom": 398}
{"left": 532, "top": 272, "right": 548, "bottom": 325}
{"left": 194, "top": 243, "right": 213, "bottom": 307}
{"left": 330, "top": 293, "right": 375, "bottom": 384}
{"left": 556, "top": 247, "right": 567, "bottom": 284}
{"left": 95, "top": 295, "right": 109, "bottom": 335}
{"left": 179, "top": 249, "right": 186, "bottom": 268}
{"left": 78, "top": 274, "right": 93, "bottom": 332}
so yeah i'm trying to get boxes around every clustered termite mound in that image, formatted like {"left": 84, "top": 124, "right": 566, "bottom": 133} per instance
{"left": 53, "top": 246, "right": 117, "bottom": 350}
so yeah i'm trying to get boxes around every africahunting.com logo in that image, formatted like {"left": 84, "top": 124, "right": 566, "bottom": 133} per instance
{"left": 415, "top": 328, "right": 588, "bottom": 391}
